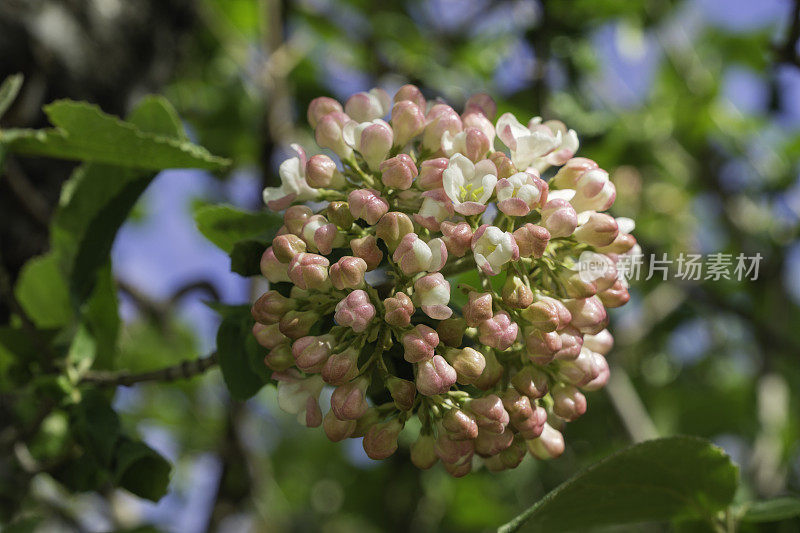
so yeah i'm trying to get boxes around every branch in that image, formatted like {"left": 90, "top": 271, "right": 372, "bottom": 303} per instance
{"left": 80, "top": 352, "right": 218, "bottom": 387}
{"left": 774, "top": 0, "right": 800, "bottom": 68}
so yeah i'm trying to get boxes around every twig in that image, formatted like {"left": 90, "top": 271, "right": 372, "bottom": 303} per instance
{"left": 80, "top": 352, "right": 218, "bottom": 387}
{"left": 774, "top": 0, "right": 800, "bottom": 68}
{"left": 1, "top": 157, "right": 51, "bottom": 229}
{"left": 605, "top": 367, "right": 659, "bottom": 443}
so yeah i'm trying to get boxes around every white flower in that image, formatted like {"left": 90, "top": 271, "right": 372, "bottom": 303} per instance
{"left": 496, "top": 112, "right": 562, "bottom": 170}
{"left": 495, "top": 171, "right": 547, "bottom": 216}
{"left": 471, "top": 224, "right": 519, "bottom": 276}
{"left": 414, "top": 273, "right": 452, "bottom": 320}
{"left": 393, "top": 234, "right": 447, "bottom": 275}
{"left": 537, "top": 119, "right": 579, "bottom": 170}
{"left": 442, "top": 153, "right": 497, "bottom": 215}
{"left": 262, "top": 144, "right": 319, "bottom": 210}
{"left": 274, "top": 370, "right": 324, "bottom": 427}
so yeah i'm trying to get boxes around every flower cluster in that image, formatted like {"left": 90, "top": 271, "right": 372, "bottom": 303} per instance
{"left": 251, "top": 86, "right": 637, "bottom": 476}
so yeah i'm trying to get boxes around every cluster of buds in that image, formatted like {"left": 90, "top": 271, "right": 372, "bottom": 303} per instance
{"left": 252, "top": 86, "right": 637, "bottom": 476}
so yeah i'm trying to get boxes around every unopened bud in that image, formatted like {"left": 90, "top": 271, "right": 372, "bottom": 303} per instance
{"left": 573, "top": 212, "right": 619, "bottom": 247}
{"left": 437, "top": 317, "right": 466, "bottom": 347}
{"left": 402, "top": 324, "right": 439, "bottom": 363}
{"left": 434, "top": 431, "right": 474, "bottom": 465}
{"left": 418, "top": 157, "right": 448, "bottom": 190}
{"left": 414, "top": 189, "right": 454, "bottom": 231}
{"left": 525, "top": 328, "right": 562, "bottom": 365}
{"left": 292, "top": 335, "right": 333, "bottom": 373}
{"left": 387, "top": 376, "right": 416, "bottom": 411}
{"left": 513, "top": 223, "right": 550, "bottom": 258}
{"left": 334, "top": 290, "right": 376, "bottom": 333}
{"left": 363, "top": 418, "right": 404, "bottom": 459}
{"left": 474, "top": 429, "right": 514, "bottom": 457}
{"left": 315, "top": 111, "right": 353, "bottom": 159}
{"left": 390, "top": 100, "right": 426, "bottom": 146}
{"left": 551, "top": 383, "right": 587, "bottom": 421}
{"left": 582, "top": 352, "right": 610, "bottom": 391}
{"left": 264, "top": 343, "right": 294, "bottom": 371}
{"left": 440, "top": 221, "right": 473, "bottom": 257}
{"left": 502, "top": 389, "right": 547, "bottom": 439}
{"left": 260, "top": 247, "right": 290, "bottom": 283}
{"left": 474, "top": 349, "right": 504, "bottom": 390}
{"left": 348, "top": 188, "right": 389, "bottom": 225}
{"left": 599, "top": 279, "right": 630, "bottom": 309}
{"left": 442, "top": 408, "right": 479, "bottom": 440}
{"left": 467, "top": 394, "right": 509, "bottom": 434}
{"left": 422, "top": 104, "right": 462, "bottom": 151}
{"left": 345, "top": 88, "right": 391, "bottom": 122}
{"left": 329, "top": 256, "right": 368, "bottom": 290}
{"left": 527, "top": 423, "right": 565, "bottom": 460}
{"left": 522, "top": 296, "right": 572, "bottom": 332}
{"left": 415, "top": 355, "right": 457, "bottom": 396}
{"left": 511, "top": 366, "right": 549, "bottom": 399}
{"left": 306, "top": 154, "right": 344, "bottom": 188}
{"left": 393, "top": 233, "right": 447, "bottom": 275}
{"left": 478, "top": 311, "right": 519, "bottom": 351}
{"left": 307, "top": 96, "right": 343, "bottom": 128}
{"left": 284, "top": 205, "right": 313, "bottom": 235}
{"left": 583, "top": 329, "right": 613, "bottom": 355}
{"left": 326, "top": 201, "right": 355, "bottom": 229}
{"left": 331, "top": 376, "right": 370, "bottom": 420}
{"left": 541, "top": 199, "right": 578, "bottom": 238}
{"left": 565, "top": 296, "right": 607, "bottom": 335}
{"left": 445, "top": 347, "right": 486, "bottom": 385}
{"left": 463, "top": 291, "right": 493, "bottom": 327}
{"left": 252, "top": 290, "right": 295, "bottom": 324}
{"left": 380, "top": 154, "right": 417, "bottom": 190}
{"left": 344, "top": 119, "right": 394, "bottom": 170}
{"left": 502, "top": 275, "right": 534, "bottom": 309}
{"left": 376, "top": 212, "right": 414, "bottom": 251}
{"left": 488, "top": 151, "right": 517, "bottom": 179}
{"left": 272, "top": 234, "right": 307, "bottom": 263}
{"left": 279, "top": 310, "right": 318, "bottom": 339}
{"left": 321, "top": 347, "right": 360, "bottom": 385}
{"left": 288, "top": 253, "right": 330, "bottom": 290}
{"left": 410, "top": 433, "right": 438, "bottom": 469}
{"left": 323, "top": 410, "right": 356, "bottom": 442}
{"left": 413, "top": 273, "right": 452, "bottom": 320}
{"left": 350, "top": 235, "right": 383, "bottom": 271}
{"left": 253, "top": 322, "right": 289, "bottom": 350}
{"left": 394, "top": 84, "right": 426, "bottom": 108}
{"left": 551, "top": 157, "right": 598, "bottom": 189}
{"left": 383, "top": 292, "right": 414, "bottom": 327}
{"left": 464, "top": 92, "right": 497, "bottom": 121}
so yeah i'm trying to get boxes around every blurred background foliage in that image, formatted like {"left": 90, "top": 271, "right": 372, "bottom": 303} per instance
{"left": 2, "top": 0, "right": 800, "bottom": 531}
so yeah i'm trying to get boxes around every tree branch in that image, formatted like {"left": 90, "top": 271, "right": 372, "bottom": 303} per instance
{"left": 80, "top": 352, "right": 218, "bottom": 387}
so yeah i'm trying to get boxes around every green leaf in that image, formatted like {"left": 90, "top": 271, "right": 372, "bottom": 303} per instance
{"left": 497, "top": 436, "right": 738, "bottom": 533}
{"left": 0, "top": 100, "right": 229, "bottom": 170}
{"left": 0, "top": 73, "right": 23, "bottom": 120}
{"left": 71, "top": 390, "right": 120, "bottom": 467}
{"left": 113, "top": 438, "right": 172, "bottom": 501}
{"left": 13, "top": 253, "right": 73, "bottom": 329}
{"left": 194, "top": 204, "right": 281, "bottom": 254}
{"left": 215, "top": 305, "right": 270, "bottom": 400}
{"left": 739, "top": 497, "right": 800, "bottom": 523}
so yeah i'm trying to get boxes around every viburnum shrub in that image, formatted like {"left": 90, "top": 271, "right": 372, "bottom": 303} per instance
{"left": 251, "top": 86, "right": 637, "bottom": 476}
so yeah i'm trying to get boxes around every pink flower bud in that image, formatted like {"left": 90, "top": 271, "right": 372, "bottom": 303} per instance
{"left": 329, "top": 256, "right": 368, "bottom": 290}
{"left": 582, "top": 352, "right": 610, "bottom": 391}
{"left": 348, "top": 188, "right": 389, "bottom": 225}
{"left": 414, "top": 189, "right": 454, "bottom": 232}
{"left": 344, "top": 88, "right": 391, "bottom": 122}
{"left": 387, "top": 376, "right": 416, "bottom": 411}
{"left": 551, "top": 383, "right": 587, "bottom": 421}
{"left": 326, "top": 201, "right": 355, "bottom": 229}
{"left": 440, "top": 221, "right": 473, "bottom": 257}
{"left": 525, "top": 327, "right": 562, "bottom": 364}
{"left": 572, "top": 169, "right": 616, "bottom": 212}
{"left": 274, "top": 370, "right": 324, "bottom": 427}
{"left": 402, "top": 324, "right": 439, "bottom": 363}
{"left": 379, "top": 153, "right": 417, "bottom": 190}
{"left": 284, "top": 205, "right": 313, "bottom": 236}
{"left": 422, "top": 104, "right": 462, "bottom": 151}
{"left": 434, "top": 431, "right": 474, "bottom": 465}
{"left": 442, "top": 408, "right": 479, "bottom": 440}
{"left": 288, "top": 252, "right": 330, "bottom": 290}
{"left": 343, "top": 119, "right": 394, "bottom": 170}
{"left": 393, "top": 233, "right": 447, "bottom": 275}
{"left": 464, "top": 92, "right": 497, "bottom": 121}
{"left": 253, "top": 322, "right": 289, "bottom": 350}
{"left": 437, "top": 317, "right": 466, "bottom": 347}
{"left": 561, "top": 269, "right": 599, "bottom": 299}
{"left": 363, "top": 418, "right": 404, "bottom": 460}
{"left": 418, "top": 157, "right": 449, "bottom": 190}
{"left": 511, "top": 366, "right": 549, "bottom": 399}
{"left": 573, "top": 212, "right": 619, "bottom": 247}
{"left": 555, "top": 325, "right": 585, "bottom": 360}
{"left": 512, "top": 224, "right": 550, "bottom": 259}
{"left": 502, "top": 274, "right": 534, "bottom": 309}
{"left": 315, "top": 111, "right": 353, "bottom": 159}
{"left": 478, "top": 311, "right": 519, "bottom": 350}
{"left": 390, "top": 100, "right": 426, "bottom": 146}
{"left": 323, "top": 410, "right": 356, "bottom": 442}
{"left": 443, "top": 126, "right": 490, "bottom": 162}
{"left": 278, "top": 310, "right": 317, "bottom": 339}
{"left": 414, "top": 273, "right": 452, "bottom": 320}
{"left": 474, "top": 349, "right": 504, "bottom": 390}
{"left": 376, "top": 211, "right": 414, "bottom": 251}
{"left": 272, "top": 234, "right": 307, "bottom": 263}
{"left": 502, "top": 389, "right": 547, "bottom": 440}
{"left": 350, "top": 235, "right": 383, "bottom": 271}
{"left": 334, "top": 289, "right": 376, "bottom": 333}
{"left": 467, "top": 394, "right": 509, "bottom": 434}
{"left": 415, "top": 355, "right": 457, "bottom": 395}
{"left": 260, "top": 247, "right": 290, "bottom": 283}
{"left": 445, "top": 347, "right": 486, "bottom": 385}
{"left": 489, "top": 151, "right": 517, "bottom": 179}
{"left": 411, "top": 433, "right": 438, "bottom": 469}
{"left": 252, "top": 290, "right": 296, "bottom": 324}
{"left": 383, "top": 292, "right": 414, "bottom": 327}
{"left": 307, "top": 96, "right": 343, "bottom": 128}
{"left": 471, "top": 225, "right": 519, "bottom": 276}
{"left": 565, "top": 297, "right": 607, "bottom": 335}
{"left": 526, "top": 423, "right": 565, "bottom": 460}
{"left": 300, "top": 214, "right": 342, "bottom": 255}
{"left": 541, "top": 198, "right": 578, "bottom": 238}
{"left": 292, "top": 334, "right": 333, "bottom": 373}
{"left": 551, "top": 157, "right": 599, "bottom": 189}
{"left": 597, "top": 232, "right": 637, "bottom": 254}
{"left": 352, "top": 408, "right": 380, "bottom": 438}
{"left": 521, "top": 296, "right": 572, "bottom": 332}
{"left": 583, "top": 329, "right": 613, "bottom": 355}
{"left": 474, "top": 429, "right": 514, "bottom": 457}
{"left": 330, "top": 376, "right": 370, "bottom": 420}
{"left": 264, "top": 343, "right": 294, "bottom": 371}
{"left": 463, "top": 291, "right": 494, "bottom": 327}
{"left": 558, "top": 347, "right": 601, "bottom": 387}
{"left": 306, "top": 154, "right": 344, "bottom": 188}
{"left": 462, "top": 111, "right": 496, "bottom": 146}
{"left": 393, "top": 84, "right": 426, "bottom": 108}
{"left": 496, "top": 171, "right": 548, "bottom": 216}
{"left": 599, "top": 279, "right": 630, "bottom": 309}
{"left": 321, "top": 347, "right": 360, "bottom": 386}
